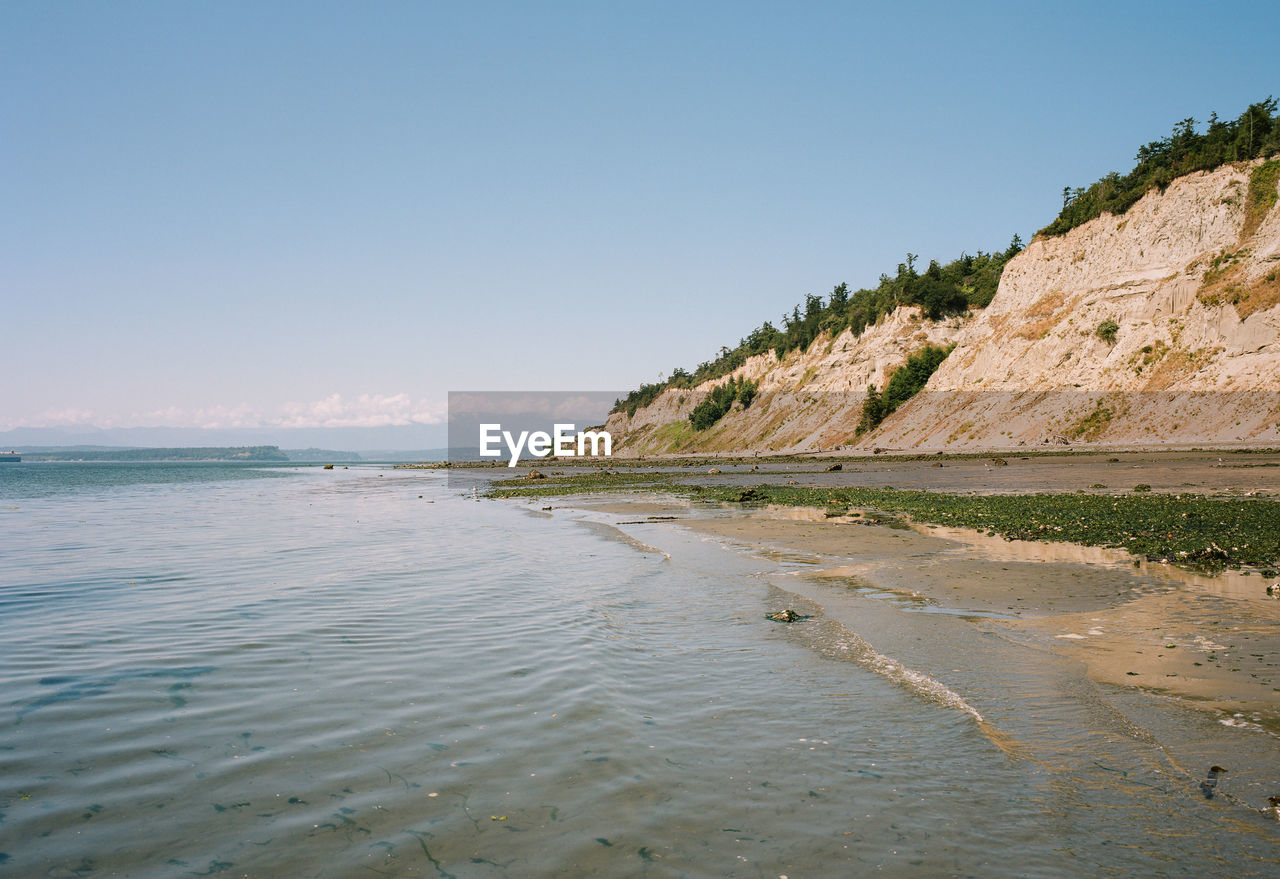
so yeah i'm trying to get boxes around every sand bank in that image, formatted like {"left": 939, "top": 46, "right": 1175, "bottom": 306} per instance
{"left": 574, "top": 495, "right": 1280, "bottom": 732}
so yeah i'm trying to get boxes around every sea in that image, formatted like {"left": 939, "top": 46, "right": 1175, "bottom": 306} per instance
{"left": 1, "top": 462, "right": 1278, "bottom": 878}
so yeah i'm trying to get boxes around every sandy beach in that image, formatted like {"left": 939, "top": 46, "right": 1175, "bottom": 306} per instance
{"left": 572, "top": 493, "right": 1280, "bottom": 729}
{"left": 508, "top": 485, "right": 1280, "bottom": 836}
{"left": 464, "top": 445, "right": 1280, "bottom": 831}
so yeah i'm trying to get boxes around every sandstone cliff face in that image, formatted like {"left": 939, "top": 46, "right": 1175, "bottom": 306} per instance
{"left": 876, "top": 160, "right": 1280, "bottom": 449}
{"left": 610, "top": 160, "right": 1280, "bottom": 454}
{"left": 606, "top": 306, "right": 964, "bottom": 454}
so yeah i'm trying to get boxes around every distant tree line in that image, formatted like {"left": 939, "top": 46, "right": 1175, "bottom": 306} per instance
{"left": 24, "top": 446, "right": 289, "bottom": 462}
{"left": 1041, "top": 97, "right": 1280, "bottom": 237}
{"left": 612, "top": 240, "right": 1022, "bottom": 417}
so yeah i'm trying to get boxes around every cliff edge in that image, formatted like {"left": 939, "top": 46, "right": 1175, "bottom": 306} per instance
{"left": 609, "top": 159, "right": 1280, "bottom": 454}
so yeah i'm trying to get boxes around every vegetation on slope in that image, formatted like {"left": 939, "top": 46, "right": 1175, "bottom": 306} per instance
{"left": 612, "top": 242, "right": 1021, "bottom": 417}
{"left": 1041, "top": 97, "right": 1280, "bottom": 237}
{"left": 1196, "top": 159, "right": 1280, "bottom": 318}
{"left": 614, "top": 98, "right": 1280, "bottom": 423}
{"left": 1242, "top": 158, "right": 1280, "bottom": 240}
{"left": 857, "top": 344, "right": 954, "bottom": 434}
{"left": 688, "top": 376, "right": 759, "bottom": 431}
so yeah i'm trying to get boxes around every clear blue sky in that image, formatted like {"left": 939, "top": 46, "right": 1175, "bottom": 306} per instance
{"left": 2, "top": 1, "right": 1276, "bottom": 438}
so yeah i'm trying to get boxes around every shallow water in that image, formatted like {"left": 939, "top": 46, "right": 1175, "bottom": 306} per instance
{"left": 1, "top": 464, "right": 1278, "bottom": 877}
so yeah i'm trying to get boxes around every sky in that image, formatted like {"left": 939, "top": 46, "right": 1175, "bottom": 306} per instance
{"left": 2, "top": 1, "right": 1277, "bottom": 447}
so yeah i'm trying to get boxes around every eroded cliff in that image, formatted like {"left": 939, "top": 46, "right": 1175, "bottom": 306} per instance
{"left": 609, "top": 160, "right": 1280, "bottom": 454}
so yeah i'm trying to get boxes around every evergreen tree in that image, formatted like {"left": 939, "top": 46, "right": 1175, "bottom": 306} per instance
{"left": 857, "top": 385, "right": 884, "bottom": 435}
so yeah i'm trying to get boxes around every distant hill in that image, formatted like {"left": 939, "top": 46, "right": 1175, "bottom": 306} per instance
{"left": 20, "top": 446, "right": 290, "bottom": 462}
{"left": 354, "top": 448, "right": 449, "bottom": 463}
{"left": 0, "top": 423, "right": 448, "bottom": 452}
{"left": 14, "top": 445, "right": 136, "bottom": 453}
{"left": 281, "top": 448, "right": 364, "bottom": 462}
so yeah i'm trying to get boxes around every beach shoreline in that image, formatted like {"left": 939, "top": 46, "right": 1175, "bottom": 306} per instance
{"left": 691, "top": 503, "right": 1280, "bottom": 730}
{"left": 478, "top": 453, "right": 1280, "bottom": 749}
{"left": 478, "top": 449, "right": 1280, "bottom": 570}
{"left": 507, "top": 487, "right": 1280, "bottom": 823}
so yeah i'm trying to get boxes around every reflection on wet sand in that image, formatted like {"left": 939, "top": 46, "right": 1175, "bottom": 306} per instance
{"left": 582, "top": 496, "right": 1280, "bottom": 735}
{"left": 888, "top": 519, "right": 1280, "bottom": 730}
{"left": 1019, "top": 588, "right": 1280, "bottom": 727}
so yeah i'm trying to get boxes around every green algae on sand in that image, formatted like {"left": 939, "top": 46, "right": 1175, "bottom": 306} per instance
{"left": 491, "top": 474, "right": 1280, "bottom": 572}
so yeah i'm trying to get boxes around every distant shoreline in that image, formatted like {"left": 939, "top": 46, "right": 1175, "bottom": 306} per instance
{"left": 10, "top": 445, "right": 376, "bottom": 463}
{"left": 13, "top": 445, "right": 291, "bottom": 463}
{"left": 15, "top": 456, "right": 290, "bottom": 463}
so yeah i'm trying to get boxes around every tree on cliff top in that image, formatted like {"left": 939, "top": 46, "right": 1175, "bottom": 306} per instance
{"left": 1041, "top": 97, "right": 1280, "bottom": 237}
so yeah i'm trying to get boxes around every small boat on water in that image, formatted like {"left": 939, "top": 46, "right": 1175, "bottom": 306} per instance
{"left": 0, "top": 450, "right": 21, "bottom": 462}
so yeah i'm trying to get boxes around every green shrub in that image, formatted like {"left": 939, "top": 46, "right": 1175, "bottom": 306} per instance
{"left": 688, "top": 376, "right": 759, "bottom": 431}
{"left": 1243, "top": 159, "right": 1280, "bottom": 239}
{"left": 857, "top": 344, "right": 953, "bottom": 434}
{"left": 883, "top": 344, "right": 952, "bottom": 412}
{"left": 1096, "top": 319, "right": 1119, "bottom": 344}
{"left": 856, "top": 384, "right": 885, "bottom": 435}
{"left": 615, "top": 382, "right": 665, "bottom": 418}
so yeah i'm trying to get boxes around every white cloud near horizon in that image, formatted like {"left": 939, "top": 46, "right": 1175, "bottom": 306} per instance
{"left": 4, "top": 407, "right": 99, "bottom": 430}
{"left": 272, "top": 394, "right": 445, "bottom": 429}
{"left": 2, "top": 394, "right": 447, "bottom": 432}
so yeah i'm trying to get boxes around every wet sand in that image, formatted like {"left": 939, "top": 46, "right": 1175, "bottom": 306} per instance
{"left": 576, "top": 494, "right": 1280, "bottom": 734}
{"left": 436, "top": 448, "right": 1280, "bottom": 498}
{"left": 647, "top": 449, "right": 1280, "bottom": 497}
